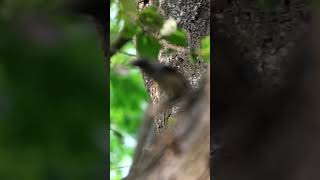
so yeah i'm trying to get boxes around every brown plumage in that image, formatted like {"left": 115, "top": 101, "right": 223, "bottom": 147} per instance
{"left": 131, "top": 59, "right": 189, "bottom": 102}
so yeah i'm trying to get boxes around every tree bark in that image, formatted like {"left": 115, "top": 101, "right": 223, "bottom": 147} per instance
{"left": 212, "top": 0, "right": 310, "bottom": 90}
{"left": 212, "top": 1, "right": 320, "bottom": 180}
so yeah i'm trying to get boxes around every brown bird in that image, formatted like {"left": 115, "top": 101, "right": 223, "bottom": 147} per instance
{"left": 131, "top": 59, "right": 189, "bottom": 102}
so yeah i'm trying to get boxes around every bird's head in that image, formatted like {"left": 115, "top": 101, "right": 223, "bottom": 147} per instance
{"left": 131, "top": 59, "right": 152, "bottom": 69}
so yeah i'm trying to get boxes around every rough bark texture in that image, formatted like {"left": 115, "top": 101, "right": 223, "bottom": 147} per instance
{"left": 125, "top": 0, "right": 210, "bottom": 179}
{"left": 213, "top": 0, "right": 310, "bottom": 89}
{"left": 212, "top": 1, "right": 320, "bottom": 180}
{"left": 145, "top": 0, "right": 210, "bottom": 132}
{"left": 125, "top": 70, "right": 210, "bottom": 180}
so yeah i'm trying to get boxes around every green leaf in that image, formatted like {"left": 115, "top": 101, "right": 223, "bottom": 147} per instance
{"left": 136, "top": 33, "right": 161, "bottom": 59}
{"left": 138, "top": 6, "right": 164, "bottom": 30}
{"left": 119, "top": 0, "right": 138, "bottom": 21}
{"left": 122, "top": 20, "right": 141, "bottom": 39}
{"left": 200, "top": 36, "right": 210, "bottom": 62}
{"left": 163, "top": 28, "right": 188, "bottom": 47}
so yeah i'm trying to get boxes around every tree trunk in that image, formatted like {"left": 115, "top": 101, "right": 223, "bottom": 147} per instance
{"left": 212, "top": 1, "right": 320, "bottom": 180}
{"left": 213, "top": 0, "right": 310, "bottom": 90}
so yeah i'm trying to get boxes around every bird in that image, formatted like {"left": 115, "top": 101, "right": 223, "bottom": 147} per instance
{"left": 131, "top": 59, "right": 189, "bottom": 103}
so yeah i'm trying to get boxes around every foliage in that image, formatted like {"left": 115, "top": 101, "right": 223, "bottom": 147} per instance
{"left": 109, "top": 40, "right": 149, "bottom": 180}
{"left": 110, "top": 1, "right": 148, "bottom": 179}
{"left": 200, "top": 36, "right": 210, "bottom": 62}
{"left": 111, "top": 2, "right": 190, "bottom": 60}
{"left": 163, "top": 28, "right": 189, "bottom": 47}
{"left": 0, "top": 12, "right": 105, "bottom": 180}
{"left": 111, "top": 2, "right": 211, "bottom": 63}
{"left": 0, "top": 0, "right": 62, "bottom": 18}
{"left": 136, "top": 33, "right": 161, "bottom": 59}
{"left": 138, "top": 6, "right": 164, "bottom": 30}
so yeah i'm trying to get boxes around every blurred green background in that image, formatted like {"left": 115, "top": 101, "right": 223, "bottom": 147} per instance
{"left": 0, "top": 0, "right": 106, "bottom": 179}
{"left": 110, "top": 0, "right": 149, "bottom": 179}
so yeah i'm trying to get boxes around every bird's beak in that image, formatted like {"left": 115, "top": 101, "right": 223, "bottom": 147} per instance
{"left": 130, "top": 60, "right": 139, "bottom": 66}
